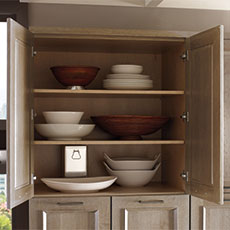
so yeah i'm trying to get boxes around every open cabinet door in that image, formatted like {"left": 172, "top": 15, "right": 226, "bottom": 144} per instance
{"left": 7, "top": 18, "right": 34, "bottom": 209}
{"left": 185, "top": 26, "right": 224, "bottom": 204}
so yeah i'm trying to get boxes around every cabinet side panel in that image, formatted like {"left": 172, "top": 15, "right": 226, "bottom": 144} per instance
{"left": 161, "top": 44, "right": 185, "bottom": 191}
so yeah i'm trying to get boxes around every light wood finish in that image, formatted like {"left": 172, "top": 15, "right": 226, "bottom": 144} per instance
{"left": 29, "top": 197, "right": 110, "bottom": 230}
{"left": 30, "top": 26, "right": 186, "bottom": 40}
{"left": 33, "top": 89, "right": 185, "bottom": 96}
{"left": 34, "top": 183, "right": 185, "bottom": 198}
{"left": 112, "top": 195, "right": 189, "bottom": 230}
{"left": 33, "top": 140, "right": 185, "bottom": 145}
{"left": 7, "top": 18, "right": 34, "bottom": 209}
{"left": 161, "top": 45, "right": 186, "bottom": 191}
{"left": 224, "top": 49, "right": 230, "bottom": 186}
{"left": 186, "top": 26, "right": 224, "bottom": 204}
{"left": 191, "top": 196, "right": 230, "bottom": 230}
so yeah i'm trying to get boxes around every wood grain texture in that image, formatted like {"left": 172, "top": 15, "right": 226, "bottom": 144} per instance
{"left": 34, "top": 183, "right": 185, "bottom": 198}
{"left": 191, "top": 196, "right": 230, "bottom": 230}
{"left": 33, "top": 140, "right": 185, "bottom": 145}
{"left": 112, "top": 195, "right": 189, "bottom": 230}
{"left": 186, "top": 26, "right": 224, "bottom": 204}
{"left": 7, "top": 18, "right": 34, "bottom": 209}
{"left": 29, "top": 196, "right": 110, "bottom": 230}
{"left": 161, "top": 44, "right": 186, "bottom": 191}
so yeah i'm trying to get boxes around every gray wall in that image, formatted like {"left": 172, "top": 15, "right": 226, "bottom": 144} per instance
{"left": 28, "top": 3, "right": 230, "bottom": 34}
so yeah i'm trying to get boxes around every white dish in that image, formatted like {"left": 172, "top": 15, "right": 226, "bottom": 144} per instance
{"left": 111, "top": 65, "right": 143, "bottom": 74}
{"left": 103, "top": 79, "right": 153, "bottom": 84}
{"left": 41, "top": 176, "right": 117, "bottom": 193}
{"left": 104, "top": 153, "right": 160, "bottom": 170}
{"left": 35, "top": 124, "right": 95, "bottom": 140}
{"left": 43, "top": 111, "right": 84, "bottom": 124}
{"left": 106, "top": 74, "right": 150, "bottom": 79}
{"left": 104, "top": 161, "right": 160, "bottom": 187}
{"left": 103, "top": 82, "right": 153, "bottom": 90}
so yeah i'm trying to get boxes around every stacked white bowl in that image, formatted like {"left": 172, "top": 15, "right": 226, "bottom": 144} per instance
{"left": 103, "top": 64, "right": 153, "bottom": 90}
{"left": 35, "top": 111, "right": 95, "bottom": 141}
{"left": 103, "top": 153, "right": 161, "bottom": 187}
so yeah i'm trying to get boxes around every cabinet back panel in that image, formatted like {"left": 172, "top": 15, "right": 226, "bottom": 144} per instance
{"left": 33, "top": 51, "right": 161, "bottom": 90}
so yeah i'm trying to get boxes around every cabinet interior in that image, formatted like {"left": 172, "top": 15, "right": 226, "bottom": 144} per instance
{"left": 32, "top": 32, "right": 186, "bottom": 196}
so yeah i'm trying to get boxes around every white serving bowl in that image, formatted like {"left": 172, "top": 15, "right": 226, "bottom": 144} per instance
{"left": 111, "top": 65, "right": 143, "bottom": 74}
{"left": 104, "top": 153, "right": 160, "bottom": 170}
{"left": 35, "top": 124, "right": 95, "bottom": 140}
{"left": 104, "top": 161, "right": 160, "bottom": 187}
{"left": 106, "top": 74, "right": 150, "bottom": 79}
{"left": 41, "top": 176, "right": 117, "bottom": 193}
{"left": 43, "top": 111, "right": 84, "bottom": 124}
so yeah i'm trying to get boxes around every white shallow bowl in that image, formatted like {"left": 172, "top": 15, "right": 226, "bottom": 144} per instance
{"left": 43, "top": 111, "right": 84, "bottom": 124}
{"left": 103, "top": 82, "right": 153, "bottom": 90}
{"left": 111, "top": 65, "right": 143, "bottom": 74}
{"left": 104, "top": 161, "right": 160, "bottom": 187}
{"left": 41, "top": 176, "right": 117, "bottom": 193}
{"left": 106, "top": 74, "right": 150, "bottom": 79}
{"left": 103, "top": 79, "right": 153, "bottom": 84}
{"left": 104, "top": 153, "right": 160, "bottom": 170}
{"left": 35, "top": 124, "right": 95, "bottom": 140}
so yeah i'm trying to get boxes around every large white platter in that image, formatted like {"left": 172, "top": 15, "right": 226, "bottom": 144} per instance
{"left": 106, "top": 74, "right": 150, "bottom": 79}
{"left": 41, "top": 176, "right": 117, "bottom": 193}
{"left": 35, "top": 124, "right": 95, "bottom": 140}
{"left": 103, "top": 82, "right": 153, "bottom": 90}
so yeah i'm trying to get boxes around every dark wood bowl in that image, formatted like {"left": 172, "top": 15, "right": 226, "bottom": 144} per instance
{"left": 50, "top": 66, "right": 100, "bottom": 87}
{"left": 91, "top": 115, "right": 170, "bottom": 140}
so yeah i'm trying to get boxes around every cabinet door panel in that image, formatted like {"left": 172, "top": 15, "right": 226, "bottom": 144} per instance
{"left": 191, "top": 196, "right": 230, "bottom": 230}
{"left": 186, "top": 25, "right": 224, "bottom": 204}
{"left": 112, "top": 195, "right": 189, "bottom": 230}
{"left": 29, "top": 197, "right": 110, "bottom": 230}
{"left": 7, "top": 18, "right": 34, "bottom": 208}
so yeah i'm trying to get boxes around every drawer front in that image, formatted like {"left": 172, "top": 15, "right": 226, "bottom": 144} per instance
{"left": 29, "top": 197, "right": 110, "bottom": 230}
{"left": 112, "top": 195, "right": 189, "bottom": 230}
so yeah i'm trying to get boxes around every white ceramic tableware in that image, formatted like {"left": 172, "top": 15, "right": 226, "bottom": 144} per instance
{"left": 103, "top": 79, "right": 153, "bottom": 84}
{"left": 104, "top": 153, "right": 160, "bottom": 170}
{"left": 106, "top": 74, "right": 150, "bottom": 79}
{"left": 41, "top": 176, "right": 117, "bottom": 193}
{"left": 104, "top": 161, "right": 161, "bottom": 187}
{"left": 111, "top": 65, "right": 143, "bottom": 74}
{"left": 35, "top": 124, "right": 95, "bottom": 140}
{"left": 43, "top": 111, "right": 84, "bottom": 124}
{"left": 103, "top": 82, "right": 153, "bottom": 90}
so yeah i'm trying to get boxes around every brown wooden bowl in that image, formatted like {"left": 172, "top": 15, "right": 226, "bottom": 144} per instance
{"left": 91, "top": 115, "right": 170, "bottom": 140}
{"left": 50, "top": 66, "right": 100, "bottom": 88}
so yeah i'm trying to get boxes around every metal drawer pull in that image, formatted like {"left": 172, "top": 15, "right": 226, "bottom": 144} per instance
{"left": 56, "top": 202, "right": 84, "bottom": 206}
{"left": 138, "top": 200, "right": 164, "bottom": 204}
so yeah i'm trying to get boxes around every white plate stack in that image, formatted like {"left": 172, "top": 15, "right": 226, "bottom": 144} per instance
{"left": 103, "top": 64, "right": 153, "bottom": 90}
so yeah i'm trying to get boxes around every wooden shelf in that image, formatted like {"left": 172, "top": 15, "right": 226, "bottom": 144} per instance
{"left": 34, "top": 182, "right": 185, "bottom": 198}
{"left": 33, "top": 140, "right": 184, "bottom": 145}
{"left": 33, "top": 89, "right": 184, "bottom": 96}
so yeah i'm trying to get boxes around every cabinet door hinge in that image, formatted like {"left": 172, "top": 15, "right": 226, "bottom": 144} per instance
{"left": 180, "top": 111, "right": 189, "bottom": 122}
{"left": 32, "top": 47, "right": 37, "bottom": 57}
{"left": 180, "top": 50, "right": 189, "bottom": 61}
{"left": 31, "top": 174, "right": 37, "bottom": 184}
{"left": 31, "top": 109, "right": 37, "bottom": 121}
{"left": 180, "top": 170, "right": 189, "bottom": 182}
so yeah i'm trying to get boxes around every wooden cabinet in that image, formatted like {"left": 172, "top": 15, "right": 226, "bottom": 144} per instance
{"left": 29, "top": 197, "right": 110, "bottom": 230}
{"left": 112, "top": 195, "right": 189, "bottom": 230}
{"left": 7, "top": 17, "right": 224, "bottom": 217}
{"left": 191, "top": 196, "right": 230, "bottom": 230}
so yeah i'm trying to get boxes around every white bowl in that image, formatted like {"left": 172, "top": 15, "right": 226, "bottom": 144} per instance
{"left": 104, "top": 153, "right": 160, "bottom": 170}
{"left": 35, "top": 124, "right": 95, "bottom": 140}
{"left": 103, "top": 82, "right": 153, "bottom": 90}
{"left": 104, "top": 161, "right": 160, "bottom": 187}
{"left": 103, "top": 79, "right": 153, "bottom": 84}
{"left": 111, "top": 65, "right": 143, "bottom": 74}
{"left": 106, "top": 74, "right": 150, "bottom": 79}
{"left": 43, "top": 111, "right": 84, "bottom": 124}
{"left": 41, "top": 176, "right": 117, "bottom": 193}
